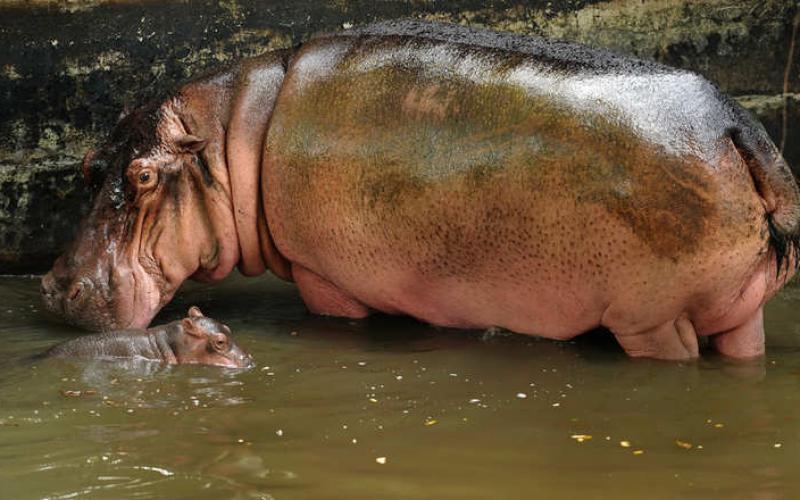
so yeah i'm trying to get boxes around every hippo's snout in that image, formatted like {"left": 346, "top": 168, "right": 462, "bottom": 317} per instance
{"left": 218, "top": 343, "right": 255, "bottom": 369}
{"left": 42, "top": 271, "right": 91, "bottom": 316}
{"left": 40, "top": 255, "right": 128, "bottom": 332}
{"left": 41, "top": 271, "right": 60, "bottom": 313}
{"left": 235, "top": 350, "right": 256, "bottom": 369}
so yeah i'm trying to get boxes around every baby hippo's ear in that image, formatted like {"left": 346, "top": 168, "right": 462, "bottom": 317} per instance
{"left": 181, "top": 317, "right": 205, "bottom": 338}
{"left": 188, "top": 306, "right": 204, "bottom": 319}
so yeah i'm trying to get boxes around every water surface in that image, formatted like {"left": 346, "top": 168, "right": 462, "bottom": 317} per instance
{"left": 1, "top": 274, "right": 799, "bottom": 499}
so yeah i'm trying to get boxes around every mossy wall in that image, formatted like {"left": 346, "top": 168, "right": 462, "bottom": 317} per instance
{"left": 1, "top": 0, "right": 798, "bottom": 273}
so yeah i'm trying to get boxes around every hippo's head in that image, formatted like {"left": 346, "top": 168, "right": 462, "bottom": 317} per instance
{"left": 41, "top": 99, "right": 239, "bottom": 331}
{"left": 174, "top": 306, "right": 253, "bottom": 369}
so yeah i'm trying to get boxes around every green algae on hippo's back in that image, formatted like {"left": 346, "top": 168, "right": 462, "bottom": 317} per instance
{"left": 42, "top": 20, "right": 799, "bottom": 361}
{"left": 268, "top": 60, "right": 718, "bottom": 260}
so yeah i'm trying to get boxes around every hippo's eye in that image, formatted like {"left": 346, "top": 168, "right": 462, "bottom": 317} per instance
{"left": 134, "top": 168, "right": 157, "bottom": 191}
{"left": 213, "top": 335, "right": 228, "bottom": 352}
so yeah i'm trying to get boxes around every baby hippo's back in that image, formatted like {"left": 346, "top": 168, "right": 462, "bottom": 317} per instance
{"left": 45, "top": 326, "right": 177, "bottom": 363}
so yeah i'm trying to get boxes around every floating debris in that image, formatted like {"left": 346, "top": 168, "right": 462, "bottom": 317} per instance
{"left": 620, "top": 440, "right": 631, "bottom": 448}
{"left": 675, "top": 440, "right": 693, "bottom": 450}
{"left": 774, "top": 443, "right": 783, "bottom": 449}
{"left": 424, "top": 418, "right": 438, "bottom": 426}
{"left": 632, "top": 450, "right": 645, "bottom": 456}
{"left": 275, "top": 429, "right": 284, "bottom": 437}
{"left": 375, "top": 456, "right": 387, "bottom": 465}
{"left": 60, "top": 389, "right": 96, "bottom": 398}
{"left": 516, "top": 393, "right": 527, "bottom": 399}
{"left": 571, "top": 434, "right": 592, "bottom": 443}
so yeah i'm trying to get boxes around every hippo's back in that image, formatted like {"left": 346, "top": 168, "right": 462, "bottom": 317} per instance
{"left": 263, "top": 20, "right": 768, "bottom": 337}
{"left": 45, "top": 330, "right": 161, "bottom": 361}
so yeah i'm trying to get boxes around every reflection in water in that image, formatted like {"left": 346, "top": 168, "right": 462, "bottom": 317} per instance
{"left": 1, "top": 274, "right": 799, "bottom": 498}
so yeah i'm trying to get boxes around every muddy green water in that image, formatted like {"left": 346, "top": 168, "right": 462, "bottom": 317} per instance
{"left": 1, "top": 274, "right": 800, "bottom": 499}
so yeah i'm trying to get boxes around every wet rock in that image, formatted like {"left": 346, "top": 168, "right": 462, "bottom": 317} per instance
{"left": 0, "top": 153, "right": 90, "bottom": 274}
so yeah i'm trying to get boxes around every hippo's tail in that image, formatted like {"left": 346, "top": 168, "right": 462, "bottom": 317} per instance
{"left": 729, "top": 121, "right": 800, "bottom": 275}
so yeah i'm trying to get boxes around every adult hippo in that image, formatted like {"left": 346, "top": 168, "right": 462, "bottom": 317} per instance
{"left": 41, "top": 20, "right": 800, "bottom": 360}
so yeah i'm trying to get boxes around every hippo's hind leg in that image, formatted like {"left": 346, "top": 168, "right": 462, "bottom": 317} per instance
{"left": 292, "top": 264, "right": 370, "bottom": 319}
{"left": 710, "top": 307, "right": 765, "bottom": 359}
{"left": 613, "top": 316, "right": 700, "bottom": 360}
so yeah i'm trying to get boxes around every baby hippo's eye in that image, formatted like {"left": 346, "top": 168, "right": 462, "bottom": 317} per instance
{"left": 212, "top": 334, "right": 228, "bottom": 352}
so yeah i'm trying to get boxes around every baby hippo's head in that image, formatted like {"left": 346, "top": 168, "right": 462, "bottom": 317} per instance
{"left": 174, "top": 307, "right": 254, "bottom": 369}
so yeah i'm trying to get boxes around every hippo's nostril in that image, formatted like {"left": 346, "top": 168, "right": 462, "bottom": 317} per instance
{"left": 41, "top": 273, "right": 57, "bottom": 297}
{"left": 66, "top": 281, "right": 86, "bottom": 304}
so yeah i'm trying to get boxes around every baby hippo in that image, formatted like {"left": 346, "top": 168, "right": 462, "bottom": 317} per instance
{"left": 46, "top": 307, "right": 253, "bottom": 368}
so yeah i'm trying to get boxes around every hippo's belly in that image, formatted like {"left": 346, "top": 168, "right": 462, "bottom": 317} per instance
{"left": 263, "top": 36, "right": 768, "bottom": 339}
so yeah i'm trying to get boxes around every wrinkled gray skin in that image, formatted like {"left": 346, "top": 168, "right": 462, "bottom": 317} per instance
{"left": 45, "top": 307, "right": 253, "bottom": 368}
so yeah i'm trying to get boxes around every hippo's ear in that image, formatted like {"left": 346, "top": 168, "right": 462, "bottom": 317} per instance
{"left": 188, "top": 306, "right": 204, "bottom": 318}
{"left": 181, "top": 317, "right": 205, "bottom": 338}
{"left": 176, "top": 134, "right": 207, "bottom": 153}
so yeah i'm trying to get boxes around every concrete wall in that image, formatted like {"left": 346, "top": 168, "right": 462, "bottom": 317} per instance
{"left": 1, "top": 0, "right": 798, "bottom": 273}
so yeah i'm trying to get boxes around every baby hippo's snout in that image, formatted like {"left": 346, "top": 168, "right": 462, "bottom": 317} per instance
{"left": 45, "top": 306, "right": 253, "bottom": 369}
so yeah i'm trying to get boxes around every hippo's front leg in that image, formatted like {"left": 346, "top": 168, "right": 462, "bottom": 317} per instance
{"left": 614, "top": 316, "right": 700, "bottom": 360}
{"left": 711, "top": 308, "right": 765, "bottom": 358}
{"left": 292, "top": 264, "right": 371, "bottom": 319}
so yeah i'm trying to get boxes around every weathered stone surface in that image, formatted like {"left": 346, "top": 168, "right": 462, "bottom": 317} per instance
{"left": 0, "top": 153, "right": 89, "bottom": 274}
{"left": 0, "top": 0, "right": 798, "bottom": 273}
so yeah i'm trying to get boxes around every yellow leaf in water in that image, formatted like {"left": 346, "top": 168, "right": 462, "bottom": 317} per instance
{"left": 620, "top": 440, "right": 631, "bottom": 448}
{"left": 632, "top": 450, "right": 645, "bottom": 456}
{"left": 424, "top": 418, "right": 438, "bottom": 426}
{"left": 675, "top": 440, "right": 693, "bottom": 450}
